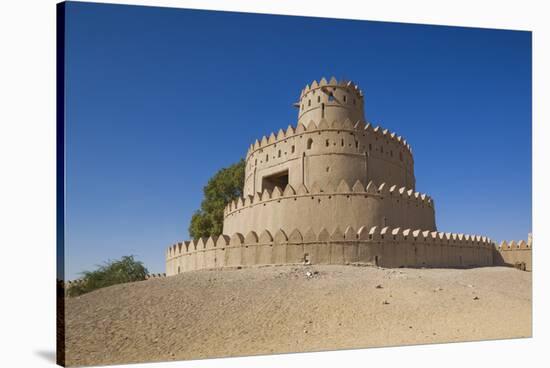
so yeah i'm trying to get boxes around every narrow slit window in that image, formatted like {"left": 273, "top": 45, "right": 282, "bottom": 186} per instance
{"left": 307, "top": 138, "right": 313, "bottom": 150}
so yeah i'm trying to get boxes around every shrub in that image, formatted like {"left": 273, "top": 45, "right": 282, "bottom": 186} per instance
{"left": 66, "top": 255, "right": 148, "bottom": 297}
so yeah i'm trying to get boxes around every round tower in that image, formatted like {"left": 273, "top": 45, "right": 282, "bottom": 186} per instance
{"left": 296, "top": 77, "right": 365, "bottom": 126}
{"left": 230, "top": 77, "right": 425, "bottom": 237}
{"left": 164, "top": 76, "right": 503, "bottom": 276}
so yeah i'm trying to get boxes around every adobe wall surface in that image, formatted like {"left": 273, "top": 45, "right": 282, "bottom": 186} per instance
{"left": 243, "top": 119, "right": 415, "bottom": 197}
{"left": 224, "top": 180, "right": 435, "bottom": 236}
{"left": 166, "top": 227, "right": 494, "bottom": 276}
{"left": 494, "top": 238, "right": 532, "bottom": 271}
{"left": 297, "top": 77, "right": 366, "bottom": 126}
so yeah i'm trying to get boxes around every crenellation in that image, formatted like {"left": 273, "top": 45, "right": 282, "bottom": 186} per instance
{"left": 365, "top": 181, "right": 378, "bottom": 194}
{"left": 330, "top": 227, "right": 345, "bottom": 241}
{"left": 167, "top": 226, "right": 499, "bottom": 273}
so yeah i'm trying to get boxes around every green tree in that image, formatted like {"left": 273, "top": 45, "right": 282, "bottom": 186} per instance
{"left": 66, "top": 255, "right": 148, "bottom": 297}
{"left": 189, "top": 159, "right": 245, "bottom": 239}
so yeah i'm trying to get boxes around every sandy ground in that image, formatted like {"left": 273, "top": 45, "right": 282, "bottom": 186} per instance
{"left": 64, "top": 265, "right": 531, "bottom": 366}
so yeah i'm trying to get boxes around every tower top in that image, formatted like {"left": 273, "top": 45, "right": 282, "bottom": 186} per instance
{"left": 296, "top": 77, "right": 365, "bottom": 125}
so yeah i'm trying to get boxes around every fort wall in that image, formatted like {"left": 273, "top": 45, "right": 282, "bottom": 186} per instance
{"left": 224, "top": 180, "right": 435, "bottom": 236}
{"left": 165, "top": 227, "right": 494, "bottom": 276}
{"left": 493, "top": 235, "right": 532, "bottom": 271}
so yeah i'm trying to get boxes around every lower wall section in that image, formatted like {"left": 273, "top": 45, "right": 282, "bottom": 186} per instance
{"left": 166, "top": 227, "right": 494, "bottom": 276}
{"left": 494, "top": 239, "right": 532, "bottom": 271}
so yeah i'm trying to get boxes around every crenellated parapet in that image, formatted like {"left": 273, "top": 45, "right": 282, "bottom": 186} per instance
{"left": 224, "top": 179, "right": 436, "bottom": 237}
{"left": 226, "top": 180, "right": 432, "bottom": 215}
{"left": 299, "top": 77, "right": 364, "bottom": 99}
{"left": 243, "top": 118, "right": 416, "bottom": 197}
{"left": 245, "top": 120, "right": 413, "bottom": 160}
{"left": 297, "top": 77, "right": 365, "bottom": 127}
{"left": 493, "top": 234, "right": 532, "bottom": 271}
{"left": 165, "top": 226, "right": 495, "bottom": 275}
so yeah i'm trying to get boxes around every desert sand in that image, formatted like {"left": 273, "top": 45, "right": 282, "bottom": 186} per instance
{"left": 64, "top": 265, "right": 531, "bottom": 366}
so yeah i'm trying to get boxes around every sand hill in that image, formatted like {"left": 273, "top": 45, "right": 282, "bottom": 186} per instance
{"left": 64, "top": 265, "right": 531, "bottom": 366}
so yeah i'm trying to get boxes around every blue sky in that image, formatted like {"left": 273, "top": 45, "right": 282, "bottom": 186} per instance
{"left": 64, "top": 2, "right": 531, "bottom": 279}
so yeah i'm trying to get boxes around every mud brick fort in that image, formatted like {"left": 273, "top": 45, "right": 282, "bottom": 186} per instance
{"left": 165, "top": 77, "right": 531, "bottom": 274}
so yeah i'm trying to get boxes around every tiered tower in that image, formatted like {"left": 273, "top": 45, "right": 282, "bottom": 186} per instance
{"left": 228, "top": 77, "right": 424, "bottom": 236}
{"left": 165, "top": 77, "right": 505, "bottom": 275}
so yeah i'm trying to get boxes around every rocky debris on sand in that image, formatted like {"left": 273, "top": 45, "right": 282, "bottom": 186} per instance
{"left": 384, "top": 270, "right": 407, "bottom": 279}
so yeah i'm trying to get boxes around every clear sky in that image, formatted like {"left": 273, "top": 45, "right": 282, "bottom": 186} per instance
{"left": 64, "top": 2, "right": 531, "bottom": 279}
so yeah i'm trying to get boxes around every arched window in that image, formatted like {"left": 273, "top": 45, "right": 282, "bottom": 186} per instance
{"left": 343, "top": 95, "right": 347, "bottom": 103}
{"left": 355, "top": 140, "right": 359, "bottom": 149}
{"left": 341, "top": 138, "right": 344, "bottom": 147}
{"left": 308, "top": 99, "right": 311, "bottom": 107}
{"left": 266, "top": 154, "right": 269, "bottom": 162}
{"left": 307, "top": 138, "right": 313, "bottom": 150}
{"left": 291, "top": 145, "right": 295, "bottom": 153}
{"left": 278, "top": 150, "right": 281, "bottom": 158}
{"left": 325, "top": 139, "right": 329, "bottom": 147}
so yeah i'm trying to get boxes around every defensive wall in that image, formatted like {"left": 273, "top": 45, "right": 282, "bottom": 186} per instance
{"left": 166, "top": 226, "right": 494, "bottom": 276}
{"left": 224, "top": 180, "right": 436, "bottom": 236}
{"left": 493, "top": 235, "right": 532, "bottom": 271}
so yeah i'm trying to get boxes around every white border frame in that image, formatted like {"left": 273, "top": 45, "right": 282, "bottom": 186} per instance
{"left": 1, "top": 1, "right": 547, "bottom": 367}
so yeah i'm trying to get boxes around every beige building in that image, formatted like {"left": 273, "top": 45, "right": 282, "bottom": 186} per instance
{"left": 166, "top": 77, "right": 530, "bottom": 275}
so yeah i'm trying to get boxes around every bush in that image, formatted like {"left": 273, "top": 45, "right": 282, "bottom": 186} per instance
{"left": 189, "top": 159, "right": 245, "bottom": 239}
{"left": 66, "top": 255, "right": 148, "bottom": 297}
